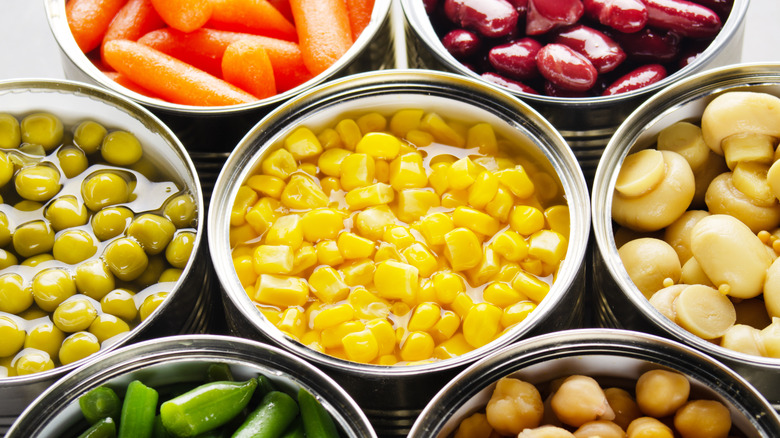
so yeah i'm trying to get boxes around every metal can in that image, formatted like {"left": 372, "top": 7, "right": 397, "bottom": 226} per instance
{"left": 6, "top": 334, "right": 375, "bottom": 437}
{"left": 409, "top": 328, "right": 780, "bottom": 437}
{"left": 591, "top": 63, "right": 780, "bottom": 410}
{"left": 400, "top": 0, "right": 749, "bottom": 184}
{"left": 208, "top": 69, "right": 591, "bottom": 437}
{"left": 0, "top": 79, "right": 210, "bottom": 433}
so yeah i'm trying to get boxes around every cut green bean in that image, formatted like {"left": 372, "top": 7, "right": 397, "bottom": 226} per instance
{"left": 297, "top": 388, "right": 339, "bottom": 438}
{"left": 118, "top": 380, "right": 159, "bottom": 438}
{"left": 231, "top": 391, "right": 300, "bottom": 438}
{"left": 206, "top": 363, "right": 234, "bottom": 383}
{"left": 152, "top": 415, "right": 171, "bottom": 438}
{"left": 279, "top": 416, "right": 306, "bottom": 438}
{"left": 78, "top": 417, "right": 116, "bottom": 438}
{"left": 79, "top": 386, "right": 122, "bottom": 425}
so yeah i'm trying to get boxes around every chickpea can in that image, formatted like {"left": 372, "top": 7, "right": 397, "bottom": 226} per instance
{"left": 209, "top": 70, "right": 590, "bottom": 436}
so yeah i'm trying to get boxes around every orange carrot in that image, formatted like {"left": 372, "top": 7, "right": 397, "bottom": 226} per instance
{"left": 222, "top": 40, "right": 277, "bottom": 99}
{"left": 102, "top": 0, "right": 165, "bottom": 59}
{"left": 267, "top": 0, "right": 294, "bottom": 23}
{"left": 346, "top": 0, "right": 374, "bottom": 40}
{"left": 289, "top": 0, "right": 353, "bottom": 75}
{"left": 150, "top": 0, "right": 213, "bottom": 33}
{"left": 67, "top": 0, "right": 129, "bottom": 53}
{"left": 208, "top": 0, "right": 298, "bottom": 42}
{"left": 139, "top": 28, "right": 313, "bottom": 91}
{"left": 102, "top": 39, "right": 256, "bottom": 106}
{"left": 103, "top": 71, "right": 160, "bottom": 98}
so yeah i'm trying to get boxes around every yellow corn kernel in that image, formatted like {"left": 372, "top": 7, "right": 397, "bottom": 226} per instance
{"left": 382, "top": 225, "right": 414, "bottom": 249}
{"left": 246, "top": 174, "right": 286, "bottom": 199}
{"left": 483, "top": 282, "right": 527, "bottom": 308}
{"left": 496, "top": 166, "right": 535, "bottom": 198}
{"left": 405, "top": 129, "right": 434, "bottom": 147}
{"left": 280, "top": 174, "right": 329, "bottom": 210}
{"left": 320, "top": 176, "right": 342, "bottom": 195}
{"left": 348, "top": 287, "right": 390, "bottom": 319}
{"left": 434, "top": 333, "right": 472, "bottom": 360}
{"left": 444, "top": 227, "right": 482, "bottom": 271}
{"left": 277, "top": 307, "right": 306, "bottom": 338}
{"left": 520, "top": 258, "right": 543, "bottom": 277}
{"left": 400, "top": 331, "right": 435, "bottom": 362}
{"left": 318, "top": 148, "right": 352, "bottom": 177}
{"left": 392, "top": 301, "right": 412, "bottom": 318}
{"left": 366, "top": 319, "right": 396, "bottom": 356}
{"left": 375, "top": 160, "right": 390, "bottom": 184}
{"left": 544, "top": 205, "right": 570, "bottom": 237}
{"left": 231, "top": 185, "right": 259, "bottom": 226}
{"left": 321, "top": 320, "right": 364, "bottom": 349}
{"left": 285, "top": 126, "right": 322, "bottom": 160}
{"left": 453, "top": 206, "right": 500, "bottom": 237}
{"left": 416, "top": 279, "right": 436, "bottom": 304}
{"left": 440, "top": 189, "right": 469, "bottom": 208}
{"left": 473, "top": 156, "right": 499, "bottom": 172}
{"left": 402, "top": 243, "right": 438, "bottom": 278}
{"left": 417, "top": 212, "right": 454, "bottom": 246}
{"left": 466, "top": 246, "right": 501, "bottom": 286}
{"left": 495, "top": 263, "right": 521, "bottom": 283}
{"left": 511, "top": 271, "right": 551, "bottom": 303}
{"left": 312, "top": 303, "right": 354, "bottom": 331}
{"left": 343, "top": 329, "right": 379, "bottom": 363}
{"left": 463, "top": 302, "right": 502, "bottom": 348}
{"left": 245, "top": 197, "right": 283, "bottom": 234}
{"left": 354, "top": 205, "right": 396, "bottom": 241}
{"left": 315, "top": 240, "right": 344, "bottom": 266}
{"left": 253, "top": 274, "right": 309, "bottom": 307}
{"left": 340, "top": 153, "right": 375, "bottom": 191}
{"left": 309, "top": 266, "right": 350, "bottom": 303}
{"left": 252, "top": 245, "right": 294, "bottom": 275}
{"left": 337, "top": 231, "right": 376, "bottom": 260}
{"left": 431, "top": 310, "right": 460, "bottom": 343}
{"left": 467, "top": 122, "right": 498, "bottom": 156}
{"left": 501, "top": 301, "right": 536, "bottom": 327}
{"left": 447, "top": 157, "right": 480, "bottom": 190}
{"left": 390, "top": 108, "right": 424, "bottom": 137}
{"left": 485, "top": 186, "right": 513, "bottom": 222}
{"left": 397, "top": 189, "right": 440, "bottom": 223}
{"left": 358, "top": 111, "right": 387, "bottom": 132}
{"left": 433, "top": 271, "right": 466, "bottom": 304}
{"left": 389, "top": 152, "right": 428, "bottom": 190}
{"left": 408, "top": 302, "right": 441, "bottom": 332}
{"left": 374, "top": 260, "right": 419, "bottom": 303}
{"left": 467, "top": 171, "right": 499, "bottom": 209}
{"left": 256, "top": 305, "right": 280, "bottom": 325}
{"left": 528, "top": 230, "right": 567, "bottom": 266}
{"left": 335, "top": 118, "right": 362, "bottom": 151}
{"left": 451, "top": 291, "right": 474, "bottom": 318}
{"left": 301, "top": 208, "right": 345, "bottom": 242}
{"left": 230, "top": 223, "right": 259, "bottom": 248}
{"left": 510, "top": 205, "right": 545, "bottom": 236}
{"left": 374, "top": 242, "right": 405, "bottom": 263}
{"left": 340, "top": 258, "right": 375, "bottom": 286}
{"left": 233, "top": 245, "right": 254, "bottom": 259}
{"left": 290, "top": 243, "right": 317, "bottom": 275}
{"left": 420, "top": 112, "right": 465, "bottom": 148}
{"left": 355, "top": 132, "right": 401, "bottom": 160}
{"left": 299, "top": 163, "right": 318, "bottom": 178}
{"left": 377, "top": 354, "right": 399, "bottom": 365}
{"left": 301, "top": 330, "right": 323, "bottom": 352}
{"left": 265, "top": 214, "right": 304, "bottom": 249}
{"left": 262, "top": 148, "right": 298, "bottom": 180}
{"left": 491, "top": 230, "right": 529, "bottom": 262}
{"left": 317, "top": 127, "right": 342, "bottom": 150}
{"left": 345, "top": 183, "right": 394, "bottom": 210}
{"left": 233, "top": 254, "right": 257, "bottom": 287}
{"left": 428, "top": 163, "right": 450, "bottom": 195}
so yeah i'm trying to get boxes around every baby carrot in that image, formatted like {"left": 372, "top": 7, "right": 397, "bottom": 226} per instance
{"left": 209, "top": 0, "right": 298, "bottom": 42}
{"left": 103, "top": 39, "right": 256, "bottom": 106}
{"left": 150, "top": 0, "right": 213, "bottom": 33}
{"left": 67, "top": 0, "right": 129, "bottom": 53}
{"left": 102, "top": 0, "right": 165, "bottom": 59}
{"left": 346, "top": 0, "right": 374, "bottom": 40}
{"left": 103, "top": 71, "right": 160, "bottom": 99}
{"left": 290, "top": 0, "right": 353, "bottom": 75}
{"left": 267, "top": 0, "right": 294, "bottom": 23}
{"left": 222, "top": 40, "right": 277, "bottom": 99}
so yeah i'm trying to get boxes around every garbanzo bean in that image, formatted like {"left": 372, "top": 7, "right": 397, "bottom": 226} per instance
{"left": 635, "top": 369, "right": 690, "bottom": 418}
{"left": 550, "top": 375, "right": 614, "bottom": 428}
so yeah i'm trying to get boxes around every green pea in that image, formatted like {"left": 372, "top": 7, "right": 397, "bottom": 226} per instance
{"left": 21, "top": 112, "right": 64, "bottom": 151}
{"left": 0, "top": 113, "right": 21, "bottom": 148}
{"left": 74, "top": 120, "right": 108, "bottom": 154}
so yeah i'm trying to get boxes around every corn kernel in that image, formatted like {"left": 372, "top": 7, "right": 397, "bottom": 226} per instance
{"left": 317, "top": 127, "right": 342, "bottom": 150}
{"left": 408, "top": 302, "right": 441, "bottom": 332}
{"left": 345, "top": 183, "right": 394, "bottom": 210}
{"left": 501, "top": 301, "right": 536, "bottom": 327}
{"left": 375, "top": 159, "right": 390, "bottom": 183}
{"left": 467, "top": 171, "right": 499, "bottom": 209}
{"left": 257, "top": 305, "right": 281, "bottom": 325}
{"left": 318, "top": 148, "right": 352, "bottom": 177}
{"left": 491, "top": 230, "right": 529, "bottom": 262}
{"left": 485, "top": 186, "right": 513, "bottom": 222}
{"left": 495, "top": 263, "right": 521, "bottom": 283}
{"left": 354, "top": 205, "right": 396, "bottom": 240}
{"left": 340, "top": 153, "right": 375, "bottom": 191}
{"left": 253, "top": 274, "right": 309, "bottom": 307}
{"left": 496, "top": 166, "right": 535, "bottom": 198}
{"left": 389, "top": 153, "right": 428, "bottom": 190}
{"left": 440, "top": 189, "right": 469, "bottom": 208}
{"left": 400, "top": 331, "right": 435, "bottom": 362}
{"left": 340, "top": 258, "right": 375, "bottom": 286}
{"left": 467, "top": 123, "right": 498, "bottom": 156}
{"left": 510, "top": 205, "right": 545, "bottom": 236}
{"left": 417, "top": 212, "right": 454, "bottom": 246}
{"left": 280, "top": 174, "right": 329, "bottom": 209}
{"left": 447, "top": 157, "right": 480, "bottom": 190}
{"left": 277, "top": 307, "right": 306, "bottom": 338}
{"left": 321, "top": 320, "right": 364, "bottom": 349}
{"left": 230, "top": 223, "right": 259, "bottom": 248}
{"left": 444, "top": 227, "right": 482, "bottom": 271}
{"left": 320, "top": 176, "right": 341, "bottom": 195}
{"left": 262, "top": 149, "right": 297, "bottom": 180}
{"left": 301, "top": 208, "right": 345, "bottom": 242}
{"left": 337, "top": 231, "right": 376, "bottom": 260}
{"left": 466, "top": 247, "right": 501, "bottom": 286}
{"left": 245, "top": 197, "right": 283, "bottom": 234}
{"left": 528, "top": 230, "right": 567, "bottom": 266}
{"left": 246, "top": 174, "right": 285, "bottom": 199}
{"left": 301, "top": 330, "right": 323, "bottom": 352}
{"left": 433, "top": 271, "right": 466, "bottom": 304}
{"left": 483, "top": 282, "right": 527, "bottom": 308}
{"left": 252, "top": 245, "right": 294, "bottom": 275}
{"left": 520, "top": 258, "right": 543, "bottom": 276}
{"left": 453, "top": 206, "right": 500, "bottom": 236}
{"left": 335, "top": 118, "right": 362, "bottom": 151}
{"left": 397, "top": 189, "right": 440, "bottom": 223}
{"left": 299, "top": 163, "right": 317, "bottom": 177}
{"left": 428, "top": 163, "right": 450, "bottom": 195}
{"left": 377, "top": 354, "right": 399, "bottom": 365}
{"left": 357, "top": 112, "right": 387, "bottom": 133}
{"left": 390, "top": 109, "right": 424, "bottom": 137}
{"left": 374, "top": 242, "right": 405, "bottom": 263}
{"left": 402, "top": 243, "right": 438, "bottom": 278}
{"left": 420, "top": 112, "right": 465, "bottom": 147}
{"left": 315, "top": 240, "right": 344, "bottom": 266}
{"left": 308, "top": 266, "right": 350, "bottom": 303}
{"left": 374, "top": 260, "right": 419, "bottom": 303}
{"left": 348, "top": 287, "right": 390, "bottom": 319}
{"left": 392, "top": 301, "right": 412, "bottom": 317}
{"left": 434, "top": 333, "right": 472, "bottom": 360}
{"left": 265, "top": 214, "right": 304, "bottom": 249}
{"left": 417, "top": 278, "right": 437, "bottom": 304}
{"left": 451, "top": 292, "right": 474, "bottom": 318}
{"left": 544, "top": 205, "right": 570, "bottom": 237}
{"left": 291, "top": 244, "right": 317, "bottom": 275}
{"left": 405, "top": 129, "right": 434, "bottom": 147}
{"left": 343, "top": 329, "right": 379, "bottom": 363}
{"left": 511, "top": 271, "right": 551, "bottom": 303}
{"left": 366, "top": 319, "right": 396, "bottom": 356}
{"left": 285, "top": 126, "right": 322, "bottom": 160}
{"left": 383, "top": 225, "right": 415, "bottom": 249}
{"left": 463, "top": 302, "right": 502, "bottom": 348}
{"left": 232, "top": 254, "right": 257, "bottom": 287}
{"left": 312, "top": 303, "right": 354, "bottom": 330}
{"left": 356, "top": 132, "right": 401, "bottom": 160}
{"left": 232, "top": 185, "right": 259, "bottom": 226}
{"left": 431, "top": 310, "right": 460, "bottom": 343}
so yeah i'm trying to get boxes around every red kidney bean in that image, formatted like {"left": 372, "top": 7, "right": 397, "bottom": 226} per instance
{"left": 481, "top": 72, "right": 540, "bottom": 94}
{"left": 602, "top": 63, "right": 667, "bottom": 95}
{"left": 442, "top": 29, "right": 483, "bottom": 59}
{"left": 554, "top": 24, "right": 626, "bottom": 73}
{"left": 643, "top": 0, "right": 722, "bottom": 38}
{"left": 424, "top": 0, "right": 439, "bottom": 14}
{"left": 444, "top": 0, "right": 519, "bottom": 38}
{"left": 536, "top": 43, "right": 598, "bottom": 91}
{"left": 488, "top": 37, "right": 543, "bottom": 80}
{"left": 609, "top": 27, "right": 680, "bottom": 63}
{"left": 507, "top": 0, "right": 529, "bottom": 19}
{"left": 677, "top": 37, "right": 712, "bottom": 68}
{"left": 692, "top": 0, "right": 733, "bottom": 21}
{"left": 543, "top": 80, "right": 591, "bottom": 97}
{"left": 526, "top": 0, "right": 584, "bottom": 35}
{"left": 583, "top": 0, "right": 648, "bottom": 33}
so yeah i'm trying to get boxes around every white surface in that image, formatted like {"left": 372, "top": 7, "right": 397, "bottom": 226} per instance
{"left": 0, "top": 0, "right": 777, "bottom": 81}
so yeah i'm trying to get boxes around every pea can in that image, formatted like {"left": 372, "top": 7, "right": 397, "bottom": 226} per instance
{"left": 208, "top": 69, "right": 591, "bottom": 437}
{"left": 591, "top": 63, "right": 780, "bottom": 410}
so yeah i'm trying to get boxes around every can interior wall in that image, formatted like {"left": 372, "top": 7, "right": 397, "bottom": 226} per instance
{"left": 209, "top": 70, "right": 591, "bottom": 437}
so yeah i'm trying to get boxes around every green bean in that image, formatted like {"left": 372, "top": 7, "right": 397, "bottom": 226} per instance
{"left": 79, "top": 386, "right": 122, "bottom": 425}
{"left": 297, "top": 388, "right": 339, "bottom": 438}
{"left": 78, "top": 417, "right": 116, "bottom": 438}
{"left": 231, "top": 391, "right": 299, "bottom": 438}
{"left": 152, "top": 415, "right": 171, "bottom": 438}
{"left": 118, "top": 380, "right": 159, "bottom": 438}
{"left": 279, "top": 416, "right": 306, "bottom": 438}
{"left": 206, "top": 363, "right": 234, "bottom": 383}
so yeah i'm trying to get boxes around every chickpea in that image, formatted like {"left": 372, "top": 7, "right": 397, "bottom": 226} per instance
{"left": 673, "top": 400, "right": 731, "bottom": 438}
{"left": 453, "top": 412, "right": 494, "bottom": 438}
{"left": 635, "top": 369, "right": 689, "bottom": 418}
{"left": 486, "top": 377, "right": 544, "bottom": 435}
{"left": 626, "top": 417, "right": 674, "bottom": 438}
{"left": 550, "top": 375, "right": 614, "bottom": 428}
{"left": 517, "top": 426, "right": 576, "bottom": 438}
{"left": 573, "top": 420, "right": 626, "bottom": 438}
{"left": 604, "top": 387, "right": 641, "bottom": 431}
